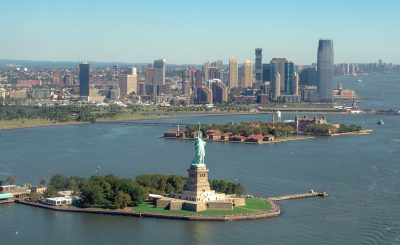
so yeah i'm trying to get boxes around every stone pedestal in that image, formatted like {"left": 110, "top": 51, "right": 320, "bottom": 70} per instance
{"left": 185, "top": 166, "right": 211, "bottom": 194}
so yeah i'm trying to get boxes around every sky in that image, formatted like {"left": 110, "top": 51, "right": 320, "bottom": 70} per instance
{"left": 0, "top": 0, "right": 399, "bottom": 65}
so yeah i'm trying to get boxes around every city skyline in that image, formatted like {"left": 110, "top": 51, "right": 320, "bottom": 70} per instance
{"left": 1, "top": 0, "right": 399, "bottom": 64}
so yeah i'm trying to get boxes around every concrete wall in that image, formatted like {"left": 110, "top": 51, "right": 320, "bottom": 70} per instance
{"left": 183, "top": 202, "right": 207, "bottom": 212}
{"left": 169, "top": 201, "right": 183, "bottom": 211}
{"left": 231, "top": 197, "right": 246, "bottom": 207}
{"left": 156, "top": 199, "right": 171, "bottom": 209}
{"left": 207, "top": 202, "right": 233, "bottom": 210}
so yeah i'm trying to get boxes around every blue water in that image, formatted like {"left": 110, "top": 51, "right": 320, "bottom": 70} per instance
{"left": 0, "top": 74, "right": 400, "bottom": 244}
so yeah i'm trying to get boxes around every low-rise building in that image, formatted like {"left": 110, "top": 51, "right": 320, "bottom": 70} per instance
{"left": 45, "top": 197, "right": 72, "bottom": 206}
{"left": 0, "top": 185, "right": 16, "bottom": 193}
{"left": 246, "top": 134, "right": 263, "bottom": 143}
{"left": 229, "top": 135, "right": 246, "bottom": 142}
{"left": 0, "top": 193, "right": 14, "bottom": 204}
{"left": 30, "top": 186, "right": 47, "bottom": 194}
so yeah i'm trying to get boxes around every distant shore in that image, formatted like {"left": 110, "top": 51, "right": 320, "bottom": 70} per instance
{"left": 0, "top": 107, "right": 392, "bottom": 132}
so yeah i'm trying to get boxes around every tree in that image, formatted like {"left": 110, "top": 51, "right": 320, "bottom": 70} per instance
{"left": 49, "top": 174, "right": 68, "bottom": 190}
{"left": 43, "top": 186, "right": 58, "bottom": 198}
{"left": 6, "top": 176, "right": 16, "bottom": 185}
{"left": 114, "top": 191, "right": 131, "bottom": 209}
{"left": 81, "top": 182, "right": 106, "bottom": 206}
{"left": 67, "top": 179, "right": 80, "bottom": 194}
{"left": 39, "top": 179, "right": 46, "bottom": 186}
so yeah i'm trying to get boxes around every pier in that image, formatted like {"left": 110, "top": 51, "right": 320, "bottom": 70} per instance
{"left": 269, "top": 190, "right": 328, "bottom": 201}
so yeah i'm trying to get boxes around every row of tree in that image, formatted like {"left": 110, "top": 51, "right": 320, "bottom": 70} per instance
{"left": 40, "top": 173, "right": 245, "bottom": 209}
{"left": 304, "top": 123, "right": 362, "bottom": 135}
{"left": 0, "top": 104, "right": 130, "bottom": 123}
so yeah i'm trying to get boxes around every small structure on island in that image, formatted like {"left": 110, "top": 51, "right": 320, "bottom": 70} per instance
{"left": 155, "top": 124, "right": 245, "bottom": 212}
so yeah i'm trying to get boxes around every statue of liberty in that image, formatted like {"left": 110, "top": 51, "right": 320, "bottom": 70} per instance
{"left": 191, "top": 123, "right": 206, "bottom": 168}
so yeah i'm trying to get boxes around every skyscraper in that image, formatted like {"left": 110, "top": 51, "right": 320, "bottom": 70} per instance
{"left": 127, "top": 67, "right": 138, "bottom": 94}
{"left": 284, "top": 61, "right": 295, "bottom": 94}
{"left": 242, "top": 60, "right": 253, "bottom": 88}
{"left": 229, "top": 57, "right": 238, "bottom": 89}
{"left": 292, "top": 72, "right": 299, "bottom": 95}
{"left": 153, "top": 59, "right": 166, "bottom": 85}
{"left": 317, "top": 39, "right": 334, "bottom": 101}
{"left": 211, "top": 80, "right": 228, "bottom": 104}
{"left": 262, "top": 64, "right": 271, "bottom": 82}
{"left": 145, "top": 64, "right": 154, "bottom": 84}
{"left": 119, "top": 67, "right": 137, "bottom": 96}
{"left": 52, "top": 70, "right": 62, "bottom": 84}
{"left": 270, "top": 58, "right": 287, "bottom": 92}
{"left": 197, "top": 86, "right": 213, "bottom": 104}
{"left": 255, "top": 48, "right": 262, "bottom": 83}
{"left": 79, "top": 62, "right": 89, "bottom": 97}
{"left": 272, "top": 73, "right": 280, "bottom": 101}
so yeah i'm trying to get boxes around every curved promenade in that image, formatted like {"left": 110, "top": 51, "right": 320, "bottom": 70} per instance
{"left": 15, "top": 199, "right": 280, "bottom": 221}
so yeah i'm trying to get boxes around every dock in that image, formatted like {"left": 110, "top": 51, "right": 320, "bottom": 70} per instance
{"left": 269, "top": 190, "right": 328, "bottom": 201}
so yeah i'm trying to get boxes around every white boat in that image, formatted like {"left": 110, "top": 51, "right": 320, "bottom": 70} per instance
{"left": 377, "top": 120, "right": 384, "bottom": 125}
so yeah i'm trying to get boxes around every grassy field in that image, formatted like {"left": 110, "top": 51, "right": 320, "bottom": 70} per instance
{"left": 0, "top": 119, "right": 73, "bottom": 130}
{"left": 133, "top": 198, "right": 272, "bottom": 216}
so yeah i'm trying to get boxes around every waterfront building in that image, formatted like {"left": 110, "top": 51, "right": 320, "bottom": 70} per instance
{"left": 153, "top": 59, "right": 166, "bottom": 85}
{"left": 272, "top": 73, "right": 281, "bottom": 101}
{"left": 79, "top": 62, "right": 90, "bottom": 97}
{"left": 211, "top": 79, "right": 228, "bottom": 104}
{"left": 0, "top": 193, "right": 14, "bottom": 204}
{"left": 317, "top": 39, "right": 334, "bottom": 101}
{"left": 270, "top": 58, "right": 287, "bottom": 92}
{"left": 332, "top": 83, "right": 357, "bottom": 100}
{"left": 45, "top": 197, "right": 72, "bottom": 206}
{"left": 229, "top": 57, "right": 238, "bottom": 89}
{"left": 196, "top": 86, "right": 213, "bottom": 104}
{"left": 242, "top": 60, "right": 253, "bottom": 88}
{"left": 255, "top": 48, "right": 263, "bottom": 83}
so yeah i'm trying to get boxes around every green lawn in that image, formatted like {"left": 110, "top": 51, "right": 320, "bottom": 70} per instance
{"left": 133, "top": 198, "right": 272, "bottom": 216}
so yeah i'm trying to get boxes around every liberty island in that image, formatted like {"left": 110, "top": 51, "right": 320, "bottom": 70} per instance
{"left": 155, "top": 124, "right": 247, "bottom": 212}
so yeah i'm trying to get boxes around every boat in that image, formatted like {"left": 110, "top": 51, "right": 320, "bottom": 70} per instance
{"left": 377, "top": 120, "right": 384, "bottom": 125}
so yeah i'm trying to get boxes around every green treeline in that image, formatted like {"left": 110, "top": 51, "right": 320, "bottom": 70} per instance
{"left": 39, "top": 174, "right": 245, "bottom": 209}
{"left": 304, "top": 123, "right": 362, "bottom": 135}
{"left": 209, "top": 179, "right": 245, "bottom": 195}
{"left": 0, "top": 104, "right": 125, "bottom": 123}
{"left": 338, "top": 124, "right": 362, "bottom": 133}
{"left": 187, "top": 122, "right": 294, "bottom": 138}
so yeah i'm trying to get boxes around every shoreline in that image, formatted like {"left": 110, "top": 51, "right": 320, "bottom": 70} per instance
{"left": 15, "top": 198, "right": 280, "bottom": 221}
{"left": 0, "top": 108, "right": 385, "bottom": 132}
